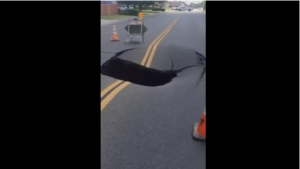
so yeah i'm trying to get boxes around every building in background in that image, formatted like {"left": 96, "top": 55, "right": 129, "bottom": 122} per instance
{"left": 167, "top": 1, "right": 187, "bottom": 8}
{"left": 101, "top": 1, "right": 118, "bottom": 16}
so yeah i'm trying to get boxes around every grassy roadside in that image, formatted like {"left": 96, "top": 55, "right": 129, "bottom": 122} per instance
{"left": 101, "top": 15, "right": 133, "bottom": 20}
{"left": 165, "top": 8, "right": 172, "bottom": 12}
{"left": 101, "top": 9, "right": 165, "bottom": 20}
{"left": 141, "top": 10, "right": 162, "bottom": 14}
{"left": 140, "top": 10, "right": 163, "bottom": 16}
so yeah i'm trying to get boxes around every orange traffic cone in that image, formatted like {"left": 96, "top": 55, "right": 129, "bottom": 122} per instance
{"left": 193, "top": 107, "right": 206, "bottom": 140}
{"left": 111, "top": 25, "right": 119, "bottom": 41}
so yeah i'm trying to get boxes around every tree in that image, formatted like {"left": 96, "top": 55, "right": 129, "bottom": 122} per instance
{"left": 119, "top": 1, "right": 166, "bottom": 11}
{"left": 157, "top": 1, "right": 167, "bottom": 8}
{"left": 201, "top": 1, "right": 206, "bottom": 9}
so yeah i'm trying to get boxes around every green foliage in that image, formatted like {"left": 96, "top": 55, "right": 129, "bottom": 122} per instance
{"left": 184, "top": 2, "right": 203, "bottom": 8}
{"left": 201, "top": 1, "right": 206, "bottom": 9}
{"left": 123, "top": 9, "right": 139, "bottom": 16}
{"left": 119, "top": 1, "right": 167, "bottom": 11}
{"left": 152, "top": 8, "right": 165, "bottom": 12}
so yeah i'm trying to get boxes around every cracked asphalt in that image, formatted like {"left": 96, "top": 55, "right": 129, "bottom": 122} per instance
{"left": 101, "top": 11, "right": 206, "bottom": 169}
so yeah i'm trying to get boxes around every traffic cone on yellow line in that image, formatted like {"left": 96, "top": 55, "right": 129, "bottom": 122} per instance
{"left": 111, "top": 25, "right": 119, "bottom": 41}
{"left": 193, "top": 107, "right": 206, "bottom": 141}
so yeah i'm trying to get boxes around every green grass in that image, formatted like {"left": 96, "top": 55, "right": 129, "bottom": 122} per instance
{"left": 141, "top": 10, "right": 162, "bottom": 14}
{"left": 165, "top": 8, "right": 172, "bottom": 12}
{"left": 101, "top": 15, "right": 132, "bottom": 20}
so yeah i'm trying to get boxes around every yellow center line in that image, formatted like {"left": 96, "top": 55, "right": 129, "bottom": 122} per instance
{"left": 101, "top": 15, "right": 181, "bottom": 111}
{"left": 100, "top": 16, "right": 180, "bottom": 100}
{"left": 140, "top": 16, "right": 180, "bottom": 66}
{"left": 101, "top": 82, "right": 131, "bottom": 111}
{"left": 100, "top": 80, "right": 123, "bottom": 98}
{"left": 146, "top": 15, "right": 181, "bottom": 68}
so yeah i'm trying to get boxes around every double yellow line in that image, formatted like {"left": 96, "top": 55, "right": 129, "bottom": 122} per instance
{"left": 101, "top": 15, "right": 181, "bottom": 111}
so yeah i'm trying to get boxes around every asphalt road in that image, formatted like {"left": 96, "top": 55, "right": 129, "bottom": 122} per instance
{"left": 101, "top": 11, "right": 206, "bottom": 169}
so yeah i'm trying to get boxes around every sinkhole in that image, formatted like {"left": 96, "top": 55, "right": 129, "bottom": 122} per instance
{"left": 101, "top": 47, "right": 206, "bottom": 87}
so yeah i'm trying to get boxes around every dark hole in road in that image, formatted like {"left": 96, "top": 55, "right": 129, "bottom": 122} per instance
{"left": 101, "top": 57, "right": 195, "bottom": 87}
{"left": 101, "top": 48, "right": 205, "bottom": 87}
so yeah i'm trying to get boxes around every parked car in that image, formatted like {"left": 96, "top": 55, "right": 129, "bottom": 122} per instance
{"left": 176, "top": 6, "right": 193, "bottom": 12}
{"left": 118, "top": 4, "right": 134, "bottom": 11}
{"left": 172, "top": 6, "right": 178, "bottom": 10}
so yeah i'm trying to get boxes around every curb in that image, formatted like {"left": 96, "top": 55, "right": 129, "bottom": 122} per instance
{"left": 100, "top": 12, "right": 163, "bottom": 27}
{"left": 101, "top": 17, "right": 135, "bottom": 26}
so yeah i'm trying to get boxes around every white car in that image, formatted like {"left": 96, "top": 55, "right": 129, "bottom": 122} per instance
{"left": 172, "top": 6, "right": 178, "bottom": 10}
{"left": 176, "top": 6, "right": 193, "bottom": 12}
{"left": 118, "top": 4, "right": 134, "bottom": 11}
